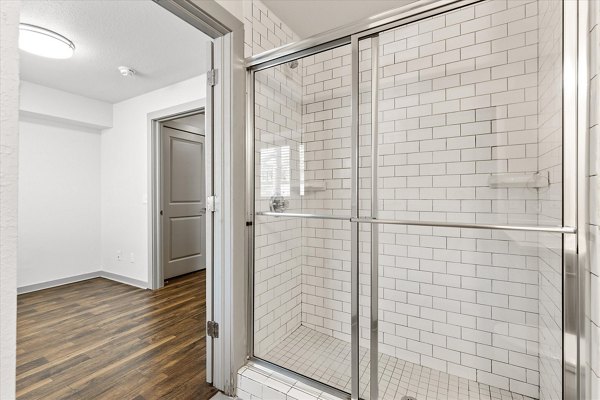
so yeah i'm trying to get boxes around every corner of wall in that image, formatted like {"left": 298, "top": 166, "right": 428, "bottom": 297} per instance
{"left": 242, "top": 0, "right": 299, "bottom": 59}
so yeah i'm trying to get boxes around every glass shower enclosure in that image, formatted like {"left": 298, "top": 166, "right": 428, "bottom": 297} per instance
{"left": 246, "top": 1, "right": 584, "bottom": 399}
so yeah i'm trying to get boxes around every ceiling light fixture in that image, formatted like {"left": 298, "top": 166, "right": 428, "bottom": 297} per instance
{"left": 19, "top": 23, "right": 75, "bottom": 59}
{"left": 118, "top": 66, "right": 136, "bottom": 77}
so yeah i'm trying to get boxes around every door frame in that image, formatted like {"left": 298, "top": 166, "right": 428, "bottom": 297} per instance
{"left": 152, "top": 0, "right": 246, "bottom": 394}
{"left": 150, "top": 106, "right": 206, "bottom": 289}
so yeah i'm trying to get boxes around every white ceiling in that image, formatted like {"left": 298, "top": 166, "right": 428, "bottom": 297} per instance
{"left": 20, "top": 0, "right": 211, "bottom": 104}
{"left": 261, "top": 0, "right": 417, "bottom": 39}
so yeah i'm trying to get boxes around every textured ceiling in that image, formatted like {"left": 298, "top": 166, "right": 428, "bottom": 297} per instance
{"left": 20, "top": 0, "right": 211, "bottom": 104}
{"left": 261, "top": 0, "right": 417, "bottom": 39}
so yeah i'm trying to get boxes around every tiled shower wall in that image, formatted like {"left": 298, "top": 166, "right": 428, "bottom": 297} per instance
{"left": 254, "top": 62, "right": 304, "bottom": 355}
{"left": 241, "top": 0, "right": 299, "bottom": 59}
{"left": 299, "top": 1, "right": 543, "bottom": 398}
{"left": 300, "top": 44, "right": 354, "bottom": 340}
{"left": 253, "top": 1, "right": 572, "bottom": 399}
{"left": 251, "top": 0, "right": 303, "bottom": 355}
{"left": 536, "top": 0, "right": 563, "bottom": 399}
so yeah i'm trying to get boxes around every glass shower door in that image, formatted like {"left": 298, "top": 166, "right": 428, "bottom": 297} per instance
{"left": 251, "top": 43, "right": 357, "bottom": 396}
{"left": 355, "top": 0, "right": 568, "bottom": 399}
{"left": 248, "top": 0, "right": 579, "bottom": 399}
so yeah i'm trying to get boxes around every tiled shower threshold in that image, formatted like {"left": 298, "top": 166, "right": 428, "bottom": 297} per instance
{"left": 254, "top": 325, "right": 536, "bottom": 400}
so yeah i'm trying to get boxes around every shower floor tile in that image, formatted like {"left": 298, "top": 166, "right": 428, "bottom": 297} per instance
{"left": 264, "top": 326, "right": 536, "bottom": 400}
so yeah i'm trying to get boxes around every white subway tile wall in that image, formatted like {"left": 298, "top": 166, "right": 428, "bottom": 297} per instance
{"left": 250, "top": 0, "right": 303, "bottom": 356}
{"left": 300, "top": 43, "right": 354, "bottom": 355}
{"left": 254, "top": 61, "right": 304, "bottom": 355}
{"left": 243, "top": 0, "right": 299, "bottom": 58}
{"left": 250, "top": 1, "right": 570, "bottom": 400}
{"left": 305, "top": 1, "right": 547, "bottom": 398}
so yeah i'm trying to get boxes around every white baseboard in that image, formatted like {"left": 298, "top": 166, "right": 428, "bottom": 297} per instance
{"left": 98, "top": 271, "right": 147, "bottom": 289}
{"left": 18, "top": 271, "right": 148, "bottom": 294}
{"left": 18, "top": 272, "right": 101, "bottom": 294}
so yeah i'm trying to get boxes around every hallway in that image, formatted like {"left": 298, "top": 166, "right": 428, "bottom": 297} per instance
{"left": 16, "top": 271, "right": 216, "bottom": 400}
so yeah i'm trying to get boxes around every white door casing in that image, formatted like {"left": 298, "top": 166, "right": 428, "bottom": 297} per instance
{"left": 154, "top": 0, "right": 246, "bottom": 394}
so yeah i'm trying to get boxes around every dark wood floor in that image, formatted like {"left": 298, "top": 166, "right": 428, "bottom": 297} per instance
{"left": 16, "top": 271, "right": 217, "bottom": 400}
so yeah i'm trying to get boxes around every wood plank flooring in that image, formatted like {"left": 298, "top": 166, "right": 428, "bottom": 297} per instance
{"left": 16, "top": 271, "right": 217, "bottom": 400}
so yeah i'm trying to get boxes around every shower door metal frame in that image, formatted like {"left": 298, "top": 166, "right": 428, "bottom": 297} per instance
{"left": 245, "top": 0, "right": 587, "bottom": 399}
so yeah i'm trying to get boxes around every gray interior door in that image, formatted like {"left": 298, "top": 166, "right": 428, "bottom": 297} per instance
{"left": 161, "top": 124, "right": 206, "bottom": 279}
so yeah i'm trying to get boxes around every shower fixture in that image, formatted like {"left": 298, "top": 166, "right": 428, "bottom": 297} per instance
{"left": 269, "top": 195, "right": 289, "bottom": 212}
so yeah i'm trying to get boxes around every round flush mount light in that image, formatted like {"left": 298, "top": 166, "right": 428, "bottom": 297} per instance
{"left": 117, "top": 66, "right": 136, "bottom": 77}
{"left": 19, "top": 23, "right": 75, "bottom": 59}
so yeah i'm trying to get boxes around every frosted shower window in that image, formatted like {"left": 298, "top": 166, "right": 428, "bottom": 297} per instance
{"left": 260, "top": 146, "right": 290, "bottom": 197}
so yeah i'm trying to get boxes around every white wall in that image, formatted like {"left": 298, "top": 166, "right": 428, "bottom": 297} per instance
{"left": 100, "top": 74, "right": 206, "bottom": 283}
{"left": 0, "top": 0, "right": 20, "bottom": 397}
{"left": 20, "top": 81, "right": 112, "bottom": 130}
{"left": 17, "top": 118, "right": 101, "bottom": 288}
{"left": 16, "top": 75, "right": 205, "bottom": 288}
{"left": 16, "top": 83, "right": 110, "bottom": 289}
{"left": 214, "top": 0, "right": 244, "bottom": 24}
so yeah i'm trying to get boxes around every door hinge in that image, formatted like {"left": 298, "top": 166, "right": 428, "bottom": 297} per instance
{"left": 207, "top": 195, "right": 216, "bottom": 212}
{"left": 207, "top": 320, "right": 219, "bottom": 338}
{"left": 207, "top": 69, "right": 218, "bottom": 86}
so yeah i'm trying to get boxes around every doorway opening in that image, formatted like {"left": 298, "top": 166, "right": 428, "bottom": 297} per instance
{"left": 159, "top": 111, "right": 207, "bottom": 282}
{"left": 14, "top": 0, "right": 225, "bottom": 397}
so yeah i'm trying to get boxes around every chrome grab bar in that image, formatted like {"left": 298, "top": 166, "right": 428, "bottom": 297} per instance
{"left": 256, "top": 211, "right": 577, "bottom": 234}
{"left": 257, "top": 211, "right": 349, "bottom": 220}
